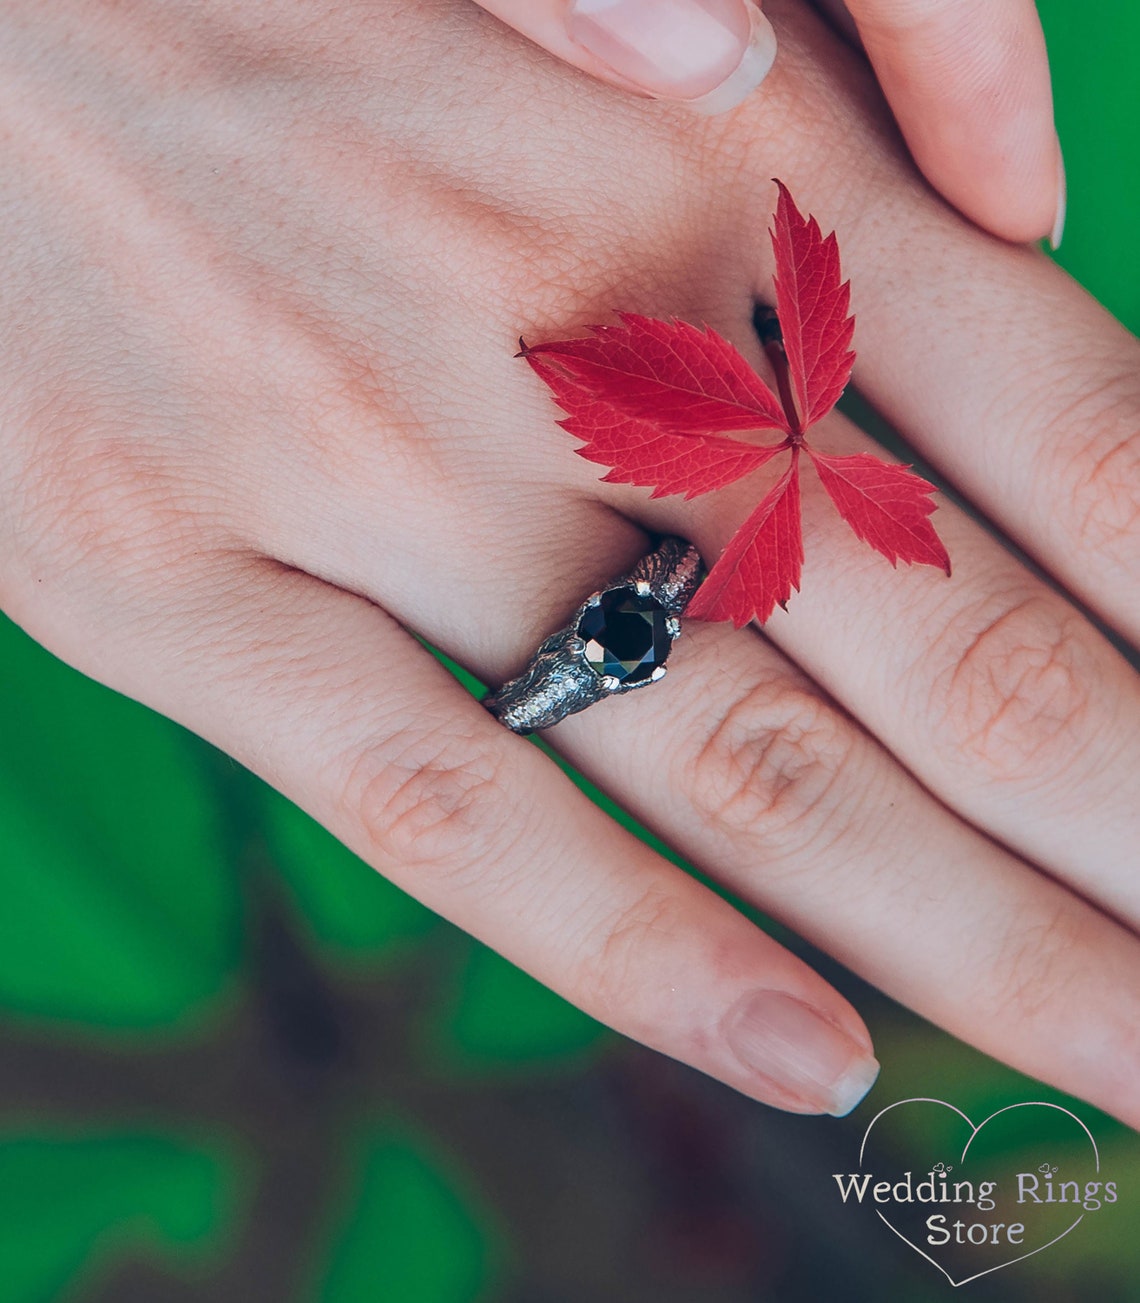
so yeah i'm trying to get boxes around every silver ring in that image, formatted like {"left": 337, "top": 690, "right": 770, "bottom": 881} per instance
{"left": 483, "top": 536, "right": 704, "bottom": 734}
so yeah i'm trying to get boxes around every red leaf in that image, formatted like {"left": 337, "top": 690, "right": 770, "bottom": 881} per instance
{"left": 522, "top": 314, "right": 790, "bottom": 435}
{"left": 685, "top": 452, "right": 804, "bottom": 627}
{"left": 806, "top": 449, "right": 951, "bottom": 573}
{"left": 771, "top": 180, "right": 855, "bottom": 431}
{"left": 525, "top": 355, "right": 787, "bottom": 499}
{"left": 516, "top": 183, "right": 950, "bottom": 625}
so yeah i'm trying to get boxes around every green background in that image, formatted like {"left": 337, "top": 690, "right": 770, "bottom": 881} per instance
{"left": 0, "top": 3, "right": 1136, "bottom": 1299}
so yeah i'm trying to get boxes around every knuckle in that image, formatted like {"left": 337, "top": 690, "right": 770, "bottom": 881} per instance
{"left": 14, "top": 427, "right": 203, "bottom": 587}
{"left": 1068, "top": 413, "right": 1140, "bottom": 564}
{"left": 683, "top": 675, "right": 855, "bottom": 854}
{"left": 342, "top": 719, "right": 515, "bottom": 881}
{"left": 1039, "top": 365, "right": 1140, "bottom": 568}
{"left": 933, "top": 594, "right": 1095, "bottom": 785}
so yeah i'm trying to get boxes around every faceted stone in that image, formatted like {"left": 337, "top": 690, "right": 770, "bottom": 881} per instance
{"left": 577, "top": 586, "right": 671, "bottom": 685}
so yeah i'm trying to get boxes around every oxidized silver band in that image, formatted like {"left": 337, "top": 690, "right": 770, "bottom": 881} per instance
{"left": 483, "top": 536, "right": 704, "bottom": 734}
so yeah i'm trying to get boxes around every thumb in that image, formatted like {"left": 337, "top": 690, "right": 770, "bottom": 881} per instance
{"left": 472, "top": 0, "right": 778, "bottom": 114}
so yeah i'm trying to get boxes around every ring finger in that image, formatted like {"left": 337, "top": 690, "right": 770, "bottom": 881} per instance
{"left": 235, "top": 398, "right": 1140, "bottom": 1128}
{"left": 50, "top": 550, "right": 884, "bottom": 1119}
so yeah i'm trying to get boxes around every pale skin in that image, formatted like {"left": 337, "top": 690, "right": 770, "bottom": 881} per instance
{"left": 477, "top": 0, "right": 1064, "bottom": 244}
{"left": 1, "top": 0, "right": 1138, "bottom": 1122}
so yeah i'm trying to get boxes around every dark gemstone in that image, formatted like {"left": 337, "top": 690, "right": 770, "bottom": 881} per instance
{"left": 577, "top": 586, "right": 671, "bottom": 685}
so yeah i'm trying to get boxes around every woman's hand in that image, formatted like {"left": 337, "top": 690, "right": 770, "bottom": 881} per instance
{"left": 1, "top": 0, "right": 1136, "bottom": 1123}
{"left": 473, "top": 0, "right": 1064, "bottom": 244}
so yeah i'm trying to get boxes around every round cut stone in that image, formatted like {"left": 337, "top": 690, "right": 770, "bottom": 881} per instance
{"left": 577, "top": 586, "right": 671, "bottom": 685}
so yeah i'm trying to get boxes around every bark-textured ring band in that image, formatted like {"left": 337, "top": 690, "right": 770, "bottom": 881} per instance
{"left": 482, "top": 536, "right": 704, "bottom": 735}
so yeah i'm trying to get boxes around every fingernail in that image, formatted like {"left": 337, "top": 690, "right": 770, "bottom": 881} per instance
{"left": 723, "top": 989, "right": 880, "bottom": 1117}
{"left": 567, "top": 0, "right": 778, "bottom": 115}
{"left": 1050, "top": 134, "right": 1067, "bottom": 252}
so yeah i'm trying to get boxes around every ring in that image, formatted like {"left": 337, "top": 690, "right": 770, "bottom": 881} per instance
{"left": 483, "top": 536, "right": 704, "bottom": 734}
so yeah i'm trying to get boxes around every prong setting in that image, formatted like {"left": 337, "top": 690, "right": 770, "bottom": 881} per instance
{"left": 482, "top": 538, "right": 703, "bottom": 734}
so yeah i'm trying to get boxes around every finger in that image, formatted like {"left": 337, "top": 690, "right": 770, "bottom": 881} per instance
{"left": 25, "top": 552, "right": 882, "bottom": 1119}
{"left": 472, "top": 0, "right": 778, "bottom": 114}
{"left": 840, "top": 0, "right": 1063, "bottom": 244}
{"left": 640, "top": 375, "right": 1140, "bottom": 935}
{"left": 733, "top": 10, "right": 1138, "bottom": 648}
{"left": 546, "top": 616, "right": 1140, "bottom": 1132}
{"left": 855, "top": 230, "right": 1139, "bottom": 645}
{"left": 191, "top": 398, "right": 1140, "bottom": 1130}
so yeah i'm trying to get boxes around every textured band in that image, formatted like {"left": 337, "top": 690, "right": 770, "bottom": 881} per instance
{"left": 483, "top": 536, "right": 704, "bottom": 735}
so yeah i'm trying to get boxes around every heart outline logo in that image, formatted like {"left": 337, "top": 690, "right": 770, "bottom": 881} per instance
{"left": 858, "top": 1098, "right": 1100, "bottom": 1288}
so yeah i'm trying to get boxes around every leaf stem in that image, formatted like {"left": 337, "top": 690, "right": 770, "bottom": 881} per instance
{"left": 753, "top": 304, "right": 803, "bottom": 440}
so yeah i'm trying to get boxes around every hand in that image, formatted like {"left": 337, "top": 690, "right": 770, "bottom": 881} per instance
{"left": 1, "top": 0, "right": 1137, "bottom": 1124}
{"left": 473, "top": 0, "right": 1064, "bottom": 244}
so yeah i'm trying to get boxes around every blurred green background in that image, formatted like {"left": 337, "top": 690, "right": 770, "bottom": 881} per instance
{"left": 0, "top": 3, "right": 1137, "bottom": 1300}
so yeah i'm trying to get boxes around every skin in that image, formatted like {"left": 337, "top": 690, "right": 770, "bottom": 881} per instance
{"left": 476, "top": 0, "right": 1063, "bottom": 243}
{"left": 1, "top": 0, "right": 1138, "bottom": 1121}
